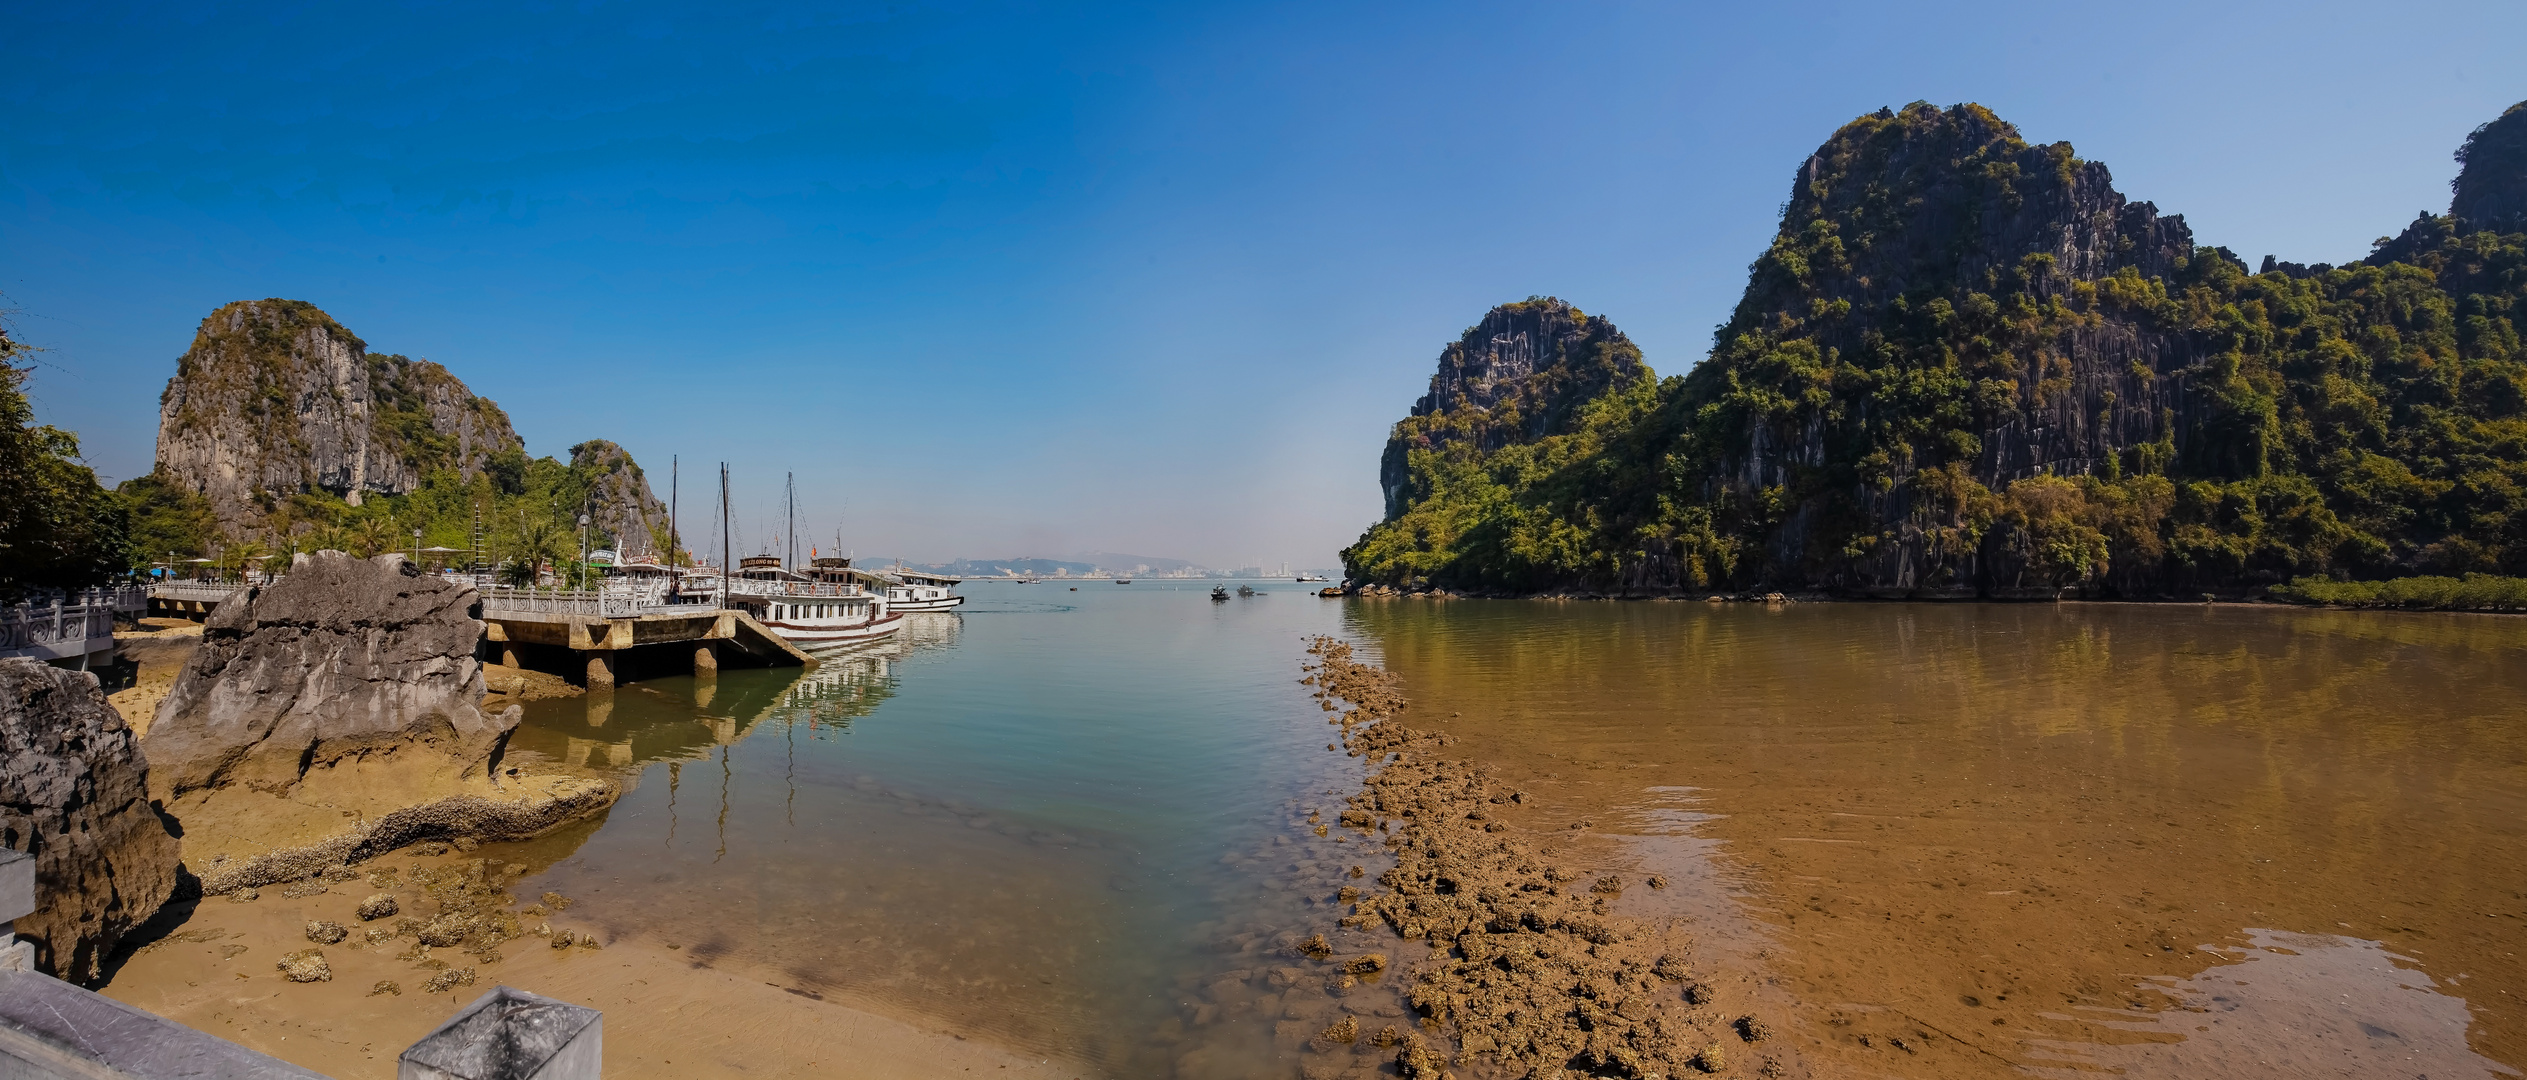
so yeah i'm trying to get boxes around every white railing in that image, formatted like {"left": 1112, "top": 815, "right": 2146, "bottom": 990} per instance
{"left": 725, "top": 579, "right": 864, "bottom": 599}
{"left": 479, "top": 584, "right": 722, "bottom": 619}
{"left": 481, "top": 587, "right": 641, "bottom": 618}
{"left": 0, "top": 599, "right": 118, "bottom": 661}
{"left": 149, "top": 580, "right": 249, "bottom": 605}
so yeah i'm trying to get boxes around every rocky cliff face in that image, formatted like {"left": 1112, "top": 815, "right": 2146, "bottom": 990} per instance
{"left": 1378, "top": 299, "right": 1649, "bottom": 519}
{"left": 1700, "top": 103, "right": 2210, "bottom": 590}
{"left": 146, "top": 550, "right": 516, "bottom": 799}
{"left": 568, "top": 440, "right": 667, "bottom": 556}
{"left": 1348, "top": 99, "right": 2527, "bottom": 597}
{"left": 154, "top": 300, "right": 523, "bottom": 530}
{"left": 0, "top": 659, "right": 181, "bottom": 983}
{"left": 2454, "top": 101, "right": 2527, "bottom": 233}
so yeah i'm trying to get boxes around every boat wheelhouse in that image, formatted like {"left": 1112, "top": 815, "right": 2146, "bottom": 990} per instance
{"left": 727, "top": 555, "right": 902, "bottom": 645}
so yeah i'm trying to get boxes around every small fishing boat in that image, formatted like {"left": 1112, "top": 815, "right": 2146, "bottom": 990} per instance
{"left": 1236, "top": 584, "right": 1256, "bottom": 598}
{"left": 1210, "top": 586, "right": 1229, "bottom": 602}
{"left": 1114, "top": 578, "right": 1132, "bottom": 584}
{"left": 1295, "top": 573, "right": 1328, "bottom": 583}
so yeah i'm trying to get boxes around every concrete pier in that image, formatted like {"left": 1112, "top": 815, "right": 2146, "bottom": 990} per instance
{"left": 478, "top": 605, "right": 811, "bottom": 689}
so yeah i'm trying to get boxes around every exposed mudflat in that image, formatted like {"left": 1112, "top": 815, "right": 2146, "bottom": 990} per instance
{"left": 1294, "top": 638, "right": 1789, "bottom": 1079}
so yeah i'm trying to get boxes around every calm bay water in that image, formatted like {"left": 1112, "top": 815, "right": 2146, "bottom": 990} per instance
{"left": 488, "top": 588, "right": 2526, "bottom": 1079}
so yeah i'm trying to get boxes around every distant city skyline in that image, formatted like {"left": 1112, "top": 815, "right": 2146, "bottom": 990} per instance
{"left": 6, "top": 0, "right": 2520, "bottom": 570}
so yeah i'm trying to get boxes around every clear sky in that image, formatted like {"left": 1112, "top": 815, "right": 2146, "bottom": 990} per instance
{"left": 5, "top": 1, "right": 2521, "bottom": 569}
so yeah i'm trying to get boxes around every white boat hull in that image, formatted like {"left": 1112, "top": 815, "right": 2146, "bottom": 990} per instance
{"left": 761, "top": 612, "right": 906, "bottom": 644}
{"left": 886, "top": 595, "right": 965, "bottom": 611}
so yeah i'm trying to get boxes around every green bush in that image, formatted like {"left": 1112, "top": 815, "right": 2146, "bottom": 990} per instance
{"left": 2271, "top": 574, "right": 2527, "bottom": 611}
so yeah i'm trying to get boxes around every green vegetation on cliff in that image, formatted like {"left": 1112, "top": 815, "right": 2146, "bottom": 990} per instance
{"left": 1348, "top": 101, "right": 2527, "bottom": 600}
{"left": 133, "top": 299, "right": 671, "bottom": 581}
{"left": 122, "top": 447, "right": 677, "bottom": 585}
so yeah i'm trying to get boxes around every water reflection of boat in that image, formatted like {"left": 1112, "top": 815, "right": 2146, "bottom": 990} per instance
{"left": 805, "top": 610, "right": 962, "bottom": 660}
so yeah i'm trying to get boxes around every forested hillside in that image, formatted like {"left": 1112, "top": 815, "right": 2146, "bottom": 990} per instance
{"left": 1347, "top": 101, "right": 2527, "bottom": 598}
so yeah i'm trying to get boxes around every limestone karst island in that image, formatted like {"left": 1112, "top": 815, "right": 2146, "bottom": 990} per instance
{"left": 3, "top": 7, "right": 2524, "bottom": 1080}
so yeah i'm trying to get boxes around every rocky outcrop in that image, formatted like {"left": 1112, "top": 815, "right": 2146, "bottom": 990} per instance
{"left": 188, "top": 776, "right": 617, "bottom": 896}
{"left": 0, "top": 659, "right": 181, "bottom": 984}
{"left": 1378, "top": 299, "right": 1649, "bottom": 519}
{"left": 1704, "top": 103, "right": 2207, "bottom": 587}
{"left": 1349, "top": 99, "right": 2527, "bottom": 596}
{"left": 153, "top": 300, "right": 523, "bottom": 530}
{"left": 146, "top": 550, "right": 516, "bottom": 799}
{"left": 2453, "top": 101, "right": 2527, "bottom": 233}
{"left": 568, "top": 440, "right": 667, "bottom": 557}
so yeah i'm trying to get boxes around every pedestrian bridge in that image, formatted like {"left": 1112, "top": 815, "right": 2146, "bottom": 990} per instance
{"left": 0, "top": 588, "right": 144, "bottom": 669}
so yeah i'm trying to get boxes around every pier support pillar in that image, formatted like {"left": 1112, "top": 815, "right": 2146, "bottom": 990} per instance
{"left": 585, "top": 652, "right": 615, "bottom": 692}
{"left": 693, "top": 642, "right": 718, "bottom": 675}
{"left": 500, "top": 644, "right": 521, "bottom": 668}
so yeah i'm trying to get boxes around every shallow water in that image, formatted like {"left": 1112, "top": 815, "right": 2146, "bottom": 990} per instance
{"left": 1350, "top": 599, "right": 2527, "bottom": 1078}
{"left": 498, "top": 581, "right": 1371, "bottom": 1077}
{"left": 491, "top": 591, "right": 2526, "bottom": 1078}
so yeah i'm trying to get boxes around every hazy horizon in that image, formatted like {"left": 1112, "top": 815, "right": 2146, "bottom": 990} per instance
{"left": 6, "top": 0, "right": 2521, "bottom": 569}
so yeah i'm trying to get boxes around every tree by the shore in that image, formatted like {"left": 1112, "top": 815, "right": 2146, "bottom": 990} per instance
{"left": 0, "top": 323, "right": 134, "bottom": 601}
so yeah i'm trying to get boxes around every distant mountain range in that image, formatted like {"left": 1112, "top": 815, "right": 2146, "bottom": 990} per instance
{"left": 861, "top": 553, "right": 1334, "bottom": 578}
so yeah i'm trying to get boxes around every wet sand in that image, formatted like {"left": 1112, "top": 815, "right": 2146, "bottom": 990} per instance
{"left": 100, "top": 848, "right": 1077, "bottom": 1079}
{"left": 107, "top": 617, "right": 202, "bottom": 736}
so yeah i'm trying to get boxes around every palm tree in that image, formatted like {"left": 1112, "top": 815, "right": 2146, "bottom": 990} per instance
{"left": 350, "top": 517, "right": 395, "bottom": 558}
{"left": 501, "top": 517, "right": 568, "bottom": 587}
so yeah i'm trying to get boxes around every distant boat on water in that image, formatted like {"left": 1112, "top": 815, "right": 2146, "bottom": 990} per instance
{"left": 1209, "top": 586, "right": 1229, "bottom": 602}
{"left": 1115, "top": 578, "right": 1132, "bottom": 584}
{"left": 1295, "top": 573, "right": 1328, "bottom": 582}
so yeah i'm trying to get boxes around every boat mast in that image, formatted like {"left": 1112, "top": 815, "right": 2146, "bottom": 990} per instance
{"left": 786, "top": 471, "right": 796, "bottom": 571}
{"left": 668, "top": 456, "right": 679, "bottom": 568}
{"left": 719, "top": 463, "right": 732, "bottom": 611}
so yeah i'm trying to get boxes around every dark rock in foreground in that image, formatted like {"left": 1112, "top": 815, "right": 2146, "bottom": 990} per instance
{"left": 0, "top": 658, "right": 181, "bottom": 983}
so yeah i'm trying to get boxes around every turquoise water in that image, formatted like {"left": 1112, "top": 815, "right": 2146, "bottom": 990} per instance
{"left": 497, "top": 581, "right": 1367, "bottom": 1076}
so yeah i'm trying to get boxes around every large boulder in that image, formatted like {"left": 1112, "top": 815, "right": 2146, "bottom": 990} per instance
{"left": 147, "top": 551, "right": 516, "bottom": 799}
{"left": 0, "top": 658, "right": 182, "bottom": 983}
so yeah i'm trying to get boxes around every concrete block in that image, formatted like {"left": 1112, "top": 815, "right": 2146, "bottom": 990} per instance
{"left": 0, "top": 850, "right": 31, "bottom": 926}
{"left": 399, "top": 986, "right": 600, "bottom": 1080}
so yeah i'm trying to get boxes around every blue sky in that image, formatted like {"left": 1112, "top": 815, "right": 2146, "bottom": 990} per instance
{"left": 5, "top": 0, "right": 2521, "bottom": 568}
